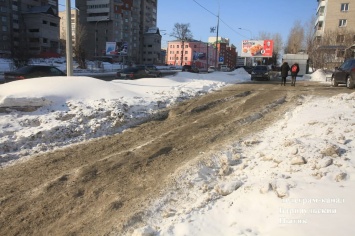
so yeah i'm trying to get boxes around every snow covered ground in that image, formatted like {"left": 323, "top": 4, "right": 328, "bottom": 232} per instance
{"left": 0, "top": 60, "right": 354, "bottom": 235}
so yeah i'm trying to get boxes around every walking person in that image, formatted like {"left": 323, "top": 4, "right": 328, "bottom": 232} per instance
{"left": 290, "top": 63, "right": 300, "bottom": 86}
{"left": 280, "top": 62, "right": 290, "bottom": 86}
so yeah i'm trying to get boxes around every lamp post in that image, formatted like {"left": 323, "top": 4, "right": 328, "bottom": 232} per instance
{"left": 95, "top": 18, "right": 109, "bottom": 57}
{"left": 65, "top": 0, "right": 73, "bottom": 76}
{"left": 238, "top": 28, "right": 253, "bottom": 40}
{"left": 215, "top": 0, "right": 220, "bottom": 68}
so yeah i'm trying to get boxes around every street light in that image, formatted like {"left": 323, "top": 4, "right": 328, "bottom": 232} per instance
{"left": 95, "top": 18, "right": 109, "bottom": 57}
{"left": 238, "top": 28, "right": 253, "bottom": 40}
{"left": 215, "top": 0, "right": 220, "bottom": 68}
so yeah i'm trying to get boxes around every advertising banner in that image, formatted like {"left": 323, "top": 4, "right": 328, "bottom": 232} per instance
{"left": 106, "top": 42, "right": 128, "bottom": 55}
{"left": 106, "top": 42, "right": 117, "bottom": 55}
{"left": 193, "top": 51, "right": 206, "bottom": 60}
{"left": 240, "top": 40, "right": 273, "bottom": 57}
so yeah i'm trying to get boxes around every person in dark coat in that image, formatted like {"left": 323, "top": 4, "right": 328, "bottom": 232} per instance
{"left": 280, "top": 62, "right": 290, "bottom": 86}
{"left": 290, "top": 63, "right": 300, "bottom": 86}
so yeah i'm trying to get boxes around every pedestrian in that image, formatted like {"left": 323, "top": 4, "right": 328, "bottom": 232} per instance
{"left": 290, "top": 63, "right": 300, "bottom": 86}
{"left": 280, "top": 61, "right": 290, "bottom": 86}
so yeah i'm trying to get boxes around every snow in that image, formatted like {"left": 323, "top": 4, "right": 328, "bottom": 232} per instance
{"left": 1, "top": 59, "right": 355, "bottom": 236}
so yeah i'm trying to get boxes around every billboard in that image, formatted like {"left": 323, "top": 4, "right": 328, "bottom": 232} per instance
{"left": 105, "top": 42, "right": 128, "bottom": 55}
{"left": 193, "top": 51, "right": 206, "bottom": 60}
{"left": 240, "top": 40, "right": 273, "bottom": 57}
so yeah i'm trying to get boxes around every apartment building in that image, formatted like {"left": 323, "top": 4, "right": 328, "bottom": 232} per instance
{"left": 59, "top": 9, "right": 79, "bottom": 51}
{"left": 314, "top": 0, "right": 355, "bottom": 62}
{"left": 315, "top": 0, "right": 355, "bottom": 37}
{"left": 166, "top": 39, "right": 214, "bottom": 69}
{"left": 143, "top": 27, "right": 162, "bottom": 64}
{"left": 166, "top": 38, "right": 237, "bottom": 70}
{"left": 0, "top": 0, "right": 60, "bottom": 58}
{"left": 75, "top": 0, "right": 159, "bottom": 64}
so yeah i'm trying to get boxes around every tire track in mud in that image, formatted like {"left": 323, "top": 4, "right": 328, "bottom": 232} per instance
{"left": 0, "top": 81, "right": 351, "bottom": 235}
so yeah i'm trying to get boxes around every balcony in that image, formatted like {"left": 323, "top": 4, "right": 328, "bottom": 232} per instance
{"left": 87, "top": 16, "right": 110, "bottom": 22}
{"left": 316, "top": 14, "right": 324, "bottom": 22}
{"left": 317, "top": 0, "right": 326, "bottom": 11}
{"left": 87, "top": 8, "right": 110, "bottom": 14}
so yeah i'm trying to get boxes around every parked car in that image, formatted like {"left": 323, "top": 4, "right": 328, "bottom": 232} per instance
{"left": 136, "top": 64, "right": 162, "bottom": 77}
{"left": 331, "top": 59, "right": 355, "bottom": 88}
{"left": 116, "top": 67, "right": 155, "bottom": 80}
{"left": 220, "top": 65, "right": 230, "bottom": 72}
{"left": 182, "top": 65, "right": 199, "bottom": 73}
{"left": 208, "top": 66, "right": 216, "bottom": 73}
{"left": 251, "top": 65, "right": 270, "bottom": 81}
{"left": 4, "top": 65, "right": 66, "bottom": 82}
{"left": 243, "top": 66, "right": 254, "bottom": 74}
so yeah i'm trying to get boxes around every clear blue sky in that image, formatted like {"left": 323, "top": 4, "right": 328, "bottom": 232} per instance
{"left": 60, "top": 0, "right": 318, "bottom": 49}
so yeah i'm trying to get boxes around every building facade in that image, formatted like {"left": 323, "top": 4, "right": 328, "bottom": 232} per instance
{"left": 315, "top": 0, "right": 355, "bottom": 38}
{"left": 59, "top": 9, "right": 79, "bottom": 54}
{"left": 75, "top": 0, "right": 159, "bottom": 64}
{"left": 0, "top": 0, "right": 60, "bottom": 58}
{"left": 166, "top": 38, "right": 237, "bottom": 70}
{"left": 166, "top": 40, "right": 216, "bottom": 69}
{"left": 143, "top": 27, "right": 162, "bottom": 64}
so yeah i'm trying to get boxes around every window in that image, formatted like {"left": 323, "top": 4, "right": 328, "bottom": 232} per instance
{"left": 341, "top": 3, "right": 349, "bottom": 11}
{"left": 318, "top": 6, "right": 325, "bottom": 16}
{"left": 339, "top": 19, "right": 347, "bottom": 27}
{"left": 29, "top": 38, "right": 39, "bottom": 42}
{"left": 317, "top": 21, "right": 323, "bottom": 30}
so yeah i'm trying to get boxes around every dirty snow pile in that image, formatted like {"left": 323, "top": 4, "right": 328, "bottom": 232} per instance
{"left": 1, "top": 66, "right": 354, "bottom": 236}
{"left": 0, "top": 69, "right": 249, "bottom": 165}
{"left": 133, "top": 91, "right": 355, "bottom": 236}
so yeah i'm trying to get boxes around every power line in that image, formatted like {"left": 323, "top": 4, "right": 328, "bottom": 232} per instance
{"left": 192, "top": 0, "right": 217, "bottom": 17}
{"left": 191, "top": 0, "right": 249, "bottom": 39}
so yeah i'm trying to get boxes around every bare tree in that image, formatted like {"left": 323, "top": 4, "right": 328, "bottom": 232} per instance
{"left": 272, "top": 33, "right": 283, "bottom": 65}
{"left": 73, "top": 23, "right": 88, "bottom": 69}
{"left": 170, "top": 23, "right": 193, "bottom": 40}
{"left": 304, "top": 15, "right": 316, "bottom": 54}
{"left": 285, "top": 20, "right": 304, "bottom": 54}
{"left": 309, "top": 29, "right": 355, "bottom": 70}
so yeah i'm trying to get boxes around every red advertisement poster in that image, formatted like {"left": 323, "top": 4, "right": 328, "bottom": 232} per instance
{"left": 240, "top": 40, "right": 273, "bottom": 57}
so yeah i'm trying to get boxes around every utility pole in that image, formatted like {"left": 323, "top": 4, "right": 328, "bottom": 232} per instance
{"left": 215, "top": 3, "right": 220, "bottom": 68}
{"left": 65, "top": 0, "right": 73, "bottom": 76}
